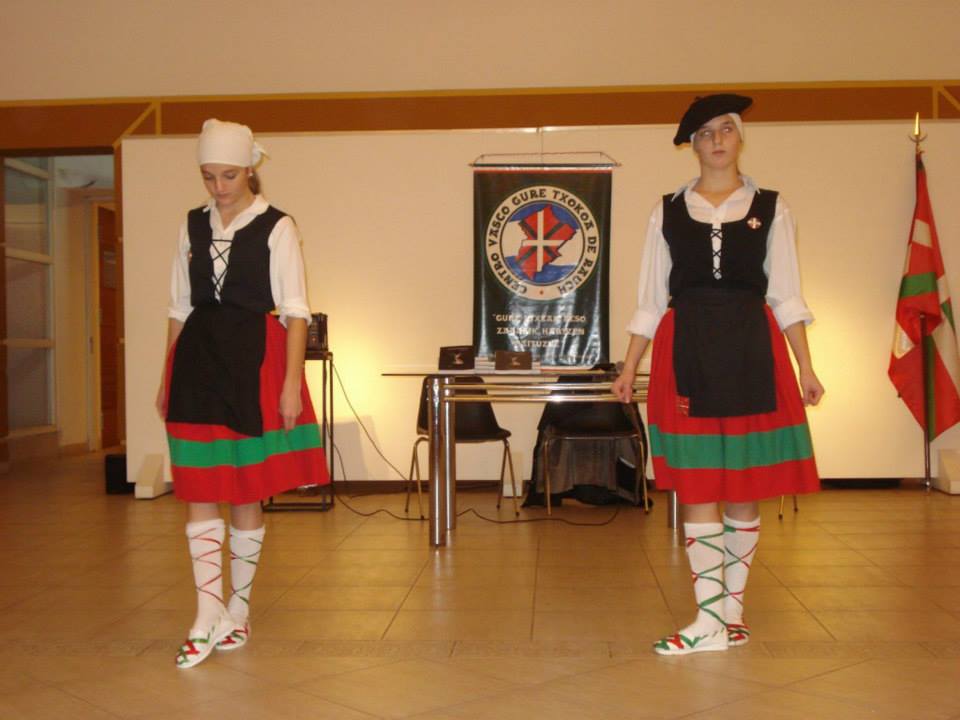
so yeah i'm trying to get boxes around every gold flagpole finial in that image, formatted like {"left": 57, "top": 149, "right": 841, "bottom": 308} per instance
{"left": 909, "top": 112, "right": 927, "bottom": 149}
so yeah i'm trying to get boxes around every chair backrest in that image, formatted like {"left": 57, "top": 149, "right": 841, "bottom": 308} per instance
{"left": 415, "top": 376, "right": 507, "bottom": 441}
{"left": 536, "top": 367, "right": 640, "bottom": 435}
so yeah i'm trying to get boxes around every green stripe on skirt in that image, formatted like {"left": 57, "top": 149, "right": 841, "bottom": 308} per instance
{"left": 649, "top": 423, "right": 813, "bottom": 471}
{"left": 169, "top": 423, "right": 323, "bottom": 469}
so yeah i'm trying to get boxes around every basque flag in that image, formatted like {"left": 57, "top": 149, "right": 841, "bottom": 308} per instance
{"left": 888, "top": 153, "right": 960, "bottom": 439}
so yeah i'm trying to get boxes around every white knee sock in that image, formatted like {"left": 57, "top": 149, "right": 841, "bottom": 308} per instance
{"left": 186, "top": 518, "right": 226, "bottom": 633}
{"left": 723, "top": 515, "right": 760, "bottom": 625}
{"left": 680, "top": 522, "right": 727, "bottom": 638}
{"left": 227, "top": 525, "right": 265, "bottom": 624}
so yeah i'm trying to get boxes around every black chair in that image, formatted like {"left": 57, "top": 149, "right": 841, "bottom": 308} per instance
{"left": 405, "top": 376, "right": 519, "bottom": 518}
{"left": 536, "top": 370, "right": 650, "bottom": 515}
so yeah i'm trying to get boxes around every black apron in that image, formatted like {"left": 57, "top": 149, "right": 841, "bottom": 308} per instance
{"left": 662, "top": 189, "right": 779, "bottom": 418}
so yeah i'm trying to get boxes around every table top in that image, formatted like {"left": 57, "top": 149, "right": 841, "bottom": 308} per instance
{"left": 382, "top": 365, "right": 650, "bottom": 378}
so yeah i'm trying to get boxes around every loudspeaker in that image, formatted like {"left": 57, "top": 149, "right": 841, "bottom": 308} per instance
{"left": 105, "top": 453, "right": 133, "bottom": 494}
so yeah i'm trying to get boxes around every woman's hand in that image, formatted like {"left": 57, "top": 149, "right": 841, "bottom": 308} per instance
{"left": 279, "top": 379, "right": 303, "bottom": 431}
{"left": 798, "top": 368, "right": 825, "bottom": 406}
{"left": 611, "top": 370, "right": 636, "bottom": 403}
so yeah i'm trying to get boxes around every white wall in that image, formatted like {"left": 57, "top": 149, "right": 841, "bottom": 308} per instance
{"left": 123, "top": 120, "right": 960, "bottom": 485}
{"left": 4, "top": 0, "right": 960, "bottom": 100}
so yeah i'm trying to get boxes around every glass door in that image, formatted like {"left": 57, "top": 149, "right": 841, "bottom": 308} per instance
{"left": 3, "top": 158, "right": 55, "bottom": 437}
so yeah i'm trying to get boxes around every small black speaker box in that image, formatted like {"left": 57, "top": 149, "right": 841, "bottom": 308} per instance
{"left": 105, "top": 453, "right": 133, "bottom": 494}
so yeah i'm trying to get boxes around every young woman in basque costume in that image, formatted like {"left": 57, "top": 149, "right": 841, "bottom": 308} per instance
{"left": 157, "top": 119, "right": 329, "bottom": 668}
{"left": 612, "top": 95, "right": 823, "bottom": 655}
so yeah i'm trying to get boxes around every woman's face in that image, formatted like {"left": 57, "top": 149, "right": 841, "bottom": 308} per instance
{"left": 692, "top": 114, "right": 742, "bottom": 172}
{"left": 200, "top": 163, "right": 252, "bottom": 208}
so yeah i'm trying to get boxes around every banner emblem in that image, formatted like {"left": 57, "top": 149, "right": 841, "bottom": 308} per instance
{"left": 485, "top": 186, "right": 599, "bottom": 301}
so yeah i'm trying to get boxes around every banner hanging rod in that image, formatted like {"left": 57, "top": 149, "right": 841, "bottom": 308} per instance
{"left": 470, "top": 151, "right": 620, "bottom": 169}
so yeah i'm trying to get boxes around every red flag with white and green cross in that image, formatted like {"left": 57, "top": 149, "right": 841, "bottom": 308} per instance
{"left": 888, "top": 153, "right": 960, "bottom": 440}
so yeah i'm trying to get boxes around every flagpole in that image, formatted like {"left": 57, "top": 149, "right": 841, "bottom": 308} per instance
{"left": 920, "top": 313, "right": 932, "bottom": 489}
{"left": 909, "top": 113, "right": 932, "bottom": 490}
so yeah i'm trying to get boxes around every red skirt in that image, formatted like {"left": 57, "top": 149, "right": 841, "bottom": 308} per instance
{"left": 648, "top": 307, "right": 819, "bottom": 504}
{"left": 164, "top": 314, "right": 330, "bottom": 504}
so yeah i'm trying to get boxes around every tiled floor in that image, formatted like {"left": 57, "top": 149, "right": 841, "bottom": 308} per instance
{"left": 2, "top": 453, "right": 960, "bottom": 719}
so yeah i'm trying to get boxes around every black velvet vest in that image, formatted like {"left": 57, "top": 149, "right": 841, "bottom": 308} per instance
{"left": 166, "top": 205, "right": 286, "bottom": 437}
{"left": 662, "top": 189, "right": 777, "bottom": 299}
{"left": 661, "top": 189, "right": 779, "bottom": 418}
{"left": 186, "top": 205, "right": 285, "bottom": 313}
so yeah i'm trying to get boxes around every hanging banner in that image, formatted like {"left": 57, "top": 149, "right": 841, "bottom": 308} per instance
{"left": 473, "top": 169, "right": 611, "bottom": 366}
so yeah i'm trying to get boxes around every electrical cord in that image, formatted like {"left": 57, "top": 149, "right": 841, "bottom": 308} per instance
{"left": 327, "top": 365, "right": 629, "bottom": 528}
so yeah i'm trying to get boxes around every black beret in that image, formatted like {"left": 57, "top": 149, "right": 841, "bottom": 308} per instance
{"left": 673, "top": 94, "right": 753, "bottom": 146}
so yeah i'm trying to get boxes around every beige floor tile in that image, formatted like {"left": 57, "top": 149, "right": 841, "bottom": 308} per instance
{"left": 857, "top": 547, "right": 960, "bottom": 565}
{"left": 836, "top": 532, "right": 960, "bottom": 550}
{"left": 755, "top": 533, "right": 852, "bottom": 550}
{"left": 536, "top": 564, "right": 658, "bottom": 587}
{"left": 0, "top": 686, "right": 120, "bottom": 720}
{"left": 0, "top": 585, "right": 44, "bottom": 610}
{"left": 790, "top": 659, "right": 960, "bottom": 719}
{"left": 13, "top": 584, "right": 169, "bottom": 611}
{"left": 417, "top": 565, "right": 537, "bottom": 588}
{"left": 254, "top": 610, "right": 394, "bottom": 640}
{"left": 791, "top": 585, "right": 942, "bottom": 611}
{"left": 210, "top": 652, "right": 402, "bottom": 684}
{"left": 385, "top": 610, "right": 532, "bottom": 642}
{"left": 733, "top": 611, "right": 835, "bottom": 642}
{"left": 884, "top": 564, "right": 960, "bottom": 587}
{"left": 535, "top": 585, "right": 669, "bottom": 612}
{"left": 917, "top": 587, "right": 960, "bottom": 613}
{"left": 238, "top": 564, "right": 315, "bottom": 586}
{"left": 297, "top": 658, "right": 518, "bottom": 718}
{"left": 441, "top": 656, "right": 618, "bottom": 684}
{"left": 325, "top": 549, "right": 432, "bottom": 566}
{"left": 402, "top": 585, "right": 534, "bottom": 611}
{"left": 296, "top": 640, "right": 455, "bottom": 659}
{"left": 537, "top": 547, "right": 649, "bottom": 567}
{"left": 755, "top": 548, "right": 872, "bottom": 566}
{"left": 137, "top": 686, "right": 380, "bottom": 720}
{"left": 533, "top": 610, "right": 673, "bottom": 642}
{"left": 767, "top": 564, "right": 901, "bottom": 587}
{"left": 428, "top": 549, "right": 539, "bottom": 567}
{"left": 299, "top": 564, "right": 425, "bottom": 587}
{"left": 92, "top": 609, "right": 196, "bottom": 640}
{"left": 408, "top": 684, "right": 648, "bottom": 720}
{"left": 257, "top": 547, "right": 337, "bottom": 566}
{"left": 673, "top": 655, "right": 866, "bottom": 687}
{"left": 813, "top": 609, "right": 960, "bottom": 642}
{"left": 0, "top": 665, "right": 45, "bottom": 696}
{"left": 0, "top": 608, "right": 129, "bottom": 641}
{"left": 452, "top": 640, "right": 611, "bottom": 658}
{"left": 680, "top": 687, "right": 918, "bottom": 720}
{"left": 539, "top": 658, "right": 770, "bottom": 718}
{"left": 272, "top": 585, "right": 411, "bottom": 611}
{"left": 763, "top": 641, "right": 935, "bottom": 659}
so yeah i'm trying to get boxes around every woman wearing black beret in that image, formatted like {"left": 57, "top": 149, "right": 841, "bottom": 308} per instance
{"left": 612, "top": 94, "right": 824, "bottom": 655}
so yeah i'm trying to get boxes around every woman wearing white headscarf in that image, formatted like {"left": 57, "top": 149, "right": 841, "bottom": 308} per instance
{"left": 612, "top": 95, "right": 823, "bottom": 655}
{"left": 157, "top": 119, "right": 329, "bottom": 669}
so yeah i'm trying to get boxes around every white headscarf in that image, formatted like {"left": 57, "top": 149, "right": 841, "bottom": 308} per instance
{"left": 196, "top": 118, "right": 267, "bottom": 167}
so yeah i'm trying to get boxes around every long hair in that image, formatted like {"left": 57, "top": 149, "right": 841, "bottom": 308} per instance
{"left": 248, "top": 170, "right": 262, "bottom": 195}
